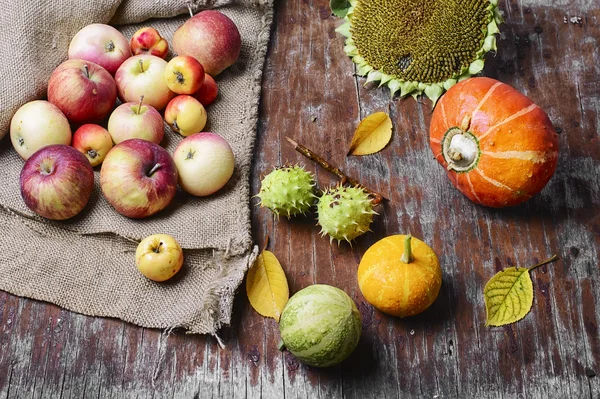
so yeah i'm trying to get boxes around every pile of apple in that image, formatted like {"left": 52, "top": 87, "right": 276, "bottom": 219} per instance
{"left": 11, "top": 10, "right": 241, "bottom": 224}
{"left": 11, "top": 11, "right": 243, "bottom": 282}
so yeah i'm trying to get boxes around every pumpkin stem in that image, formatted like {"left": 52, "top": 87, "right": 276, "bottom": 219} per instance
{"left": 442, "top": 128, "right": 480, "bottom": 172}
{"left": 400, "top": 235, "right": 413, "bottom": 264}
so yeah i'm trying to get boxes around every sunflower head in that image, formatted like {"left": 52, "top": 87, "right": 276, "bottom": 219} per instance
{"left": 336, "top": 0, "right": 503, "bottom": 105}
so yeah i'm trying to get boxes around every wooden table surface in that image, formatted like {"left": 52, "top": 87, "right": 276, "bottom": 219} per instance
{"left": 2, "top": 0, "right": 600, "bottom": 397}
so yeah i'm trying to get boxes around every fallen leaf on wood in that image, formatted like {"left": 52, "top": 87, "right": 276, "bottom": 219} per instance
{"left": 246, "top": 248, "right": 289, "bottom": 321}
{"left": 348, "top": 112, "right": 392, "bottom": 156}
{"left": 483, "top": 255, "right": 558, "bottom": 326}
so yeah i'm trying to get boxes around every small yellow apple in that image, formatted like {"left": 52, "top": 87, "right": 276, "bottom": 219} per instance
{"left": 135, "top": 234, "right": 184, "bottom": 282}
{"left": 164, "top": 55, "right": 205, "bottom": 95}
{"left": 164, "top": 95, "right": 207, "bottom": 136}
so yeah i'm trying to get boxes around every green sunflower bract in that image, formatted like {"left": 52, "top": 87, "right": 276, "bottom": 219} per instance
{"left": 335, "top": 0, "right": 503, "bottom": 105}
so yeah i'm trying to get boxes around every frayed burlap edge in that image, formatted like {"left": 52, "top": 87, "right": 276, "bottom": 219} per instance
{"left": 0, "top": 0, "right": 274, "bottom": 339}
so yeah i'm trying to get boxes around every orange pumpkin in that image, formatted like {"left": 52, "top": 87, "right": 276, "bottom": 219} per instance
{"left": 429, "top": 77, "right": 559, "bottom": 208}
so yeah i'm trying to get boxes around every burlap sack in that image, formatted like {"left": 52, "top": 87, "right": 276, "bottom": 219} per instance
{"left": 0, "top": 0, "right": 273, "bottom": 335}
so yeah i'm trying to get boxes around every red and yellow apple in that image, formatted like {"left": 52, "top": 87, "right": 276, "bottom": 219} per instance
{"left": 135, "top": 234, "right": 184, "bottom": 282}
{"left": 194, "top": 73, "right": 218, "bottom": 106}
{"left": 100, "top": 139, "right": 178, "bottom": 218}
{"left": 173, "top": 133, "right": 235, "bottom": 196}
{"left": 107, "top": 99, "right": 164, "bottom": 144}
{"left": 48, "top": 59, "right": 117, "bottom": 125}
{"left": 130, "top": 27, "right": 169, "bottom": 59}
{"left": 20, "top": 145, "right": 94, "bottom": 220}
{"left": 164, "top": 95, "right": 207, "bottom": 136}
{"left": 68, "top": 23, "right": 132, "bottom": 75}
{"left": 172, "top": 10, "right": 241, "bottom": 76}
{"left": 164, "top": 55, "right": 205, "bottom": 95}
{"left": 10, "top": 100, "right": 72, "bottom": 160}
{"left": 115, "top": 54, "right": 175, "bottom": 111}
{"left": 72, "top": 124, "right": 114, "bottom": 167}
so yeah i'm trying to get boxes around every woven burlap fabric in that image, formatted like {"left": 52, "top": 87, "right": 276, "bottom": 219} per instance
{"left": 0, "top": 0, "right": 273, "bottom": 335}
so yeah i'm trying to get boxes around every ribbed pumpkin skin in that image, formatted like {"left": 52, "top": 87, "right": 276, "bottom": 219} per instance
{"left": 357, "top": 235, "right": 442, "bottom": 318}
{"left": 429, "top": 77, "right": 559, "bottom": 208}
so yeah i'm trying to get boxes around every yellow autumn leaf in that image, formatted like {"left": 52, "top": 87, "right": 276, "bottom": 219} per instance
{"left": 246, "top": 249, "right": 289, "bottom": 321}
{"left": 348, "top": 112, "right": 392, "bottom": 156}
{"left": 483, "top": 255, "right": 558, "bottom": 327}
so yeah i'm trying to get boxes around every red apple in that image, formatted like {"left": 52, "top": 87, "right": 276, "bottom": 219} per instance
{"left": 164, "top": 56, "right": 205, "bottom": 95}
{"left": 10, "top": 100, "right": 72, "bottom": 160}
{"left": 20, "top": 145, "right": 94, "bottom": 220}
{"left": 72, "top": 124, "right": 114, "bottom": 167}
{"left": 48, "top": 59, "right": 117, "bottom": 125}
{"left": 130, "top": 27, "right": 169, "bottom": 59}
{"left": 164, "top": 95, "right": 207, "bottom": 137}
{"left": 195, "top": 74, "right": 218, "bottom": 106}
{"left": 115, "top": 54, "right": 175, "bottom": 111}
{"left": 107, "top": 99, "right": 164, "bottom": 145}
{"left": 173, "top": 133, "right": 235, "bottom": 196}
{"left": 68, "top": 23, "right": 132, "bottom": 75}
{"left": 100, "top": 139, "right": 178, "bottom": 218}
{"left": 172, "top": 10, "right": 241, "bottom": 76}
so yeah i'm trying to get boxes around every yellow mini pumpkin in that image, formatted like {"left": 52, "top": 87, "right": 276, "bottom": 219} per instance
{"left": 357, "top": 235, "right": 442, "bottom": 317}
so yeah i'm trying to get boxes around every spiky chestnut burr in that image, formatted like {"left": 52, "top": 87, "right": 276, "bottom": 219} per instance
{"left": 316, "top": 185, "right": 377, "bottom": 244}
{"left": 256, "top": 165, "right": 316, "bottom": 218}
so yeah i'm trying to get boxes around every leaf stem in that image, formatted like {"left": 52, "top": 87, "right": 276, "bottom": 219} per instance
{"left": 286, "top": 137, "right": 387, "bottom": 205}
{"left": 400, "top": 234, "right": 413, "bottom": 263}
{"left": 528, "top": 254, "right": 558, "bottom": 271}
{"left": 278, "top": 340, "right": 286, "bottom": 351}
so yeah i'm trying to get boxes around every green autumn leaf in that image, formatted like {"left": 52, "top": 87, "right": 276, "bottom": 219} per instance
{"left": 330, "top": 0, "right": 351, "bottom": 18}
{"left": 483, "top": 255, "right": 558, "bottom": 327}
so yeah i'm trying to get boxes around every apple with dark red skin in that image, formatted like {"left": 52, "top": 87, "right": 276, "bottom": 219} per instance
{"left": 130, "top": 27, "right": 169, "bottom": 59}
{"left": 68, "top": 23, "right": 132, "bottom": 75}
{"left": 100, "top": 139, "right": 178, "bottom": 218}
{"left": 20, "top": 145, "right": 94, "bottom": 220}
{"left": 172, "top": 10, "right": 241, "bottom": 76}
{"left": 195, "top": 74, "right": 218, "bottom": 106}
{"left": 72, "top": 124, "right": 114, "bottom": 167}
{"left": 48, "top": 59, "right": 117, "bottom": 124}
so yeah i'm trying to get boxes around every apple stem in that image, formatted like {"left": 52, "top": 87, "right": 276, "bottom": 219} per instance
{"left": 147, "top": 163, "right": 162, "bottom": 177}
{"left": 154, "top": 241, "right": 163, "bottom": 253}
{"left": 187, "top": 3, "right": 194, "bottom": 17}
{"left": 139, "top": 59, "right": 144, "bottom": 73}
{"left": 137, "top": 96, "right": 145, "bottom": 115}
{"left": 84, "top": 64, "right": 90, "bottom": 79}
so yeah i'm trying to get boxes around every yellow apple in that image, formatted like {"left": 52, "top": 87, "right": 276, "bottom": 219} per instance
{"left": 164, "top": 55, "right": 205, "bottom": 95}
{"left": 135, "top": 234, "right": 184, "bottom": 282}
{"left": 164, "top": 95, "right": 207, "bottom": 136}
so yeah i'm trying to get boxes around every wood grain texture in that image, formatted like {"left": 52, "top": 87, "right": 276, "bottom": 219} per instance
{"left": 1, "top": 0, "right": 599, "bottom": 397}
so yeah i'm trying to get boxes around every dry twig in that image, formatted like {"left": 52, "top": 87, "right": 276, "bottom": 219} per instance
{"left": 286, "top": 137, "right": 387, "bottom": 205}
